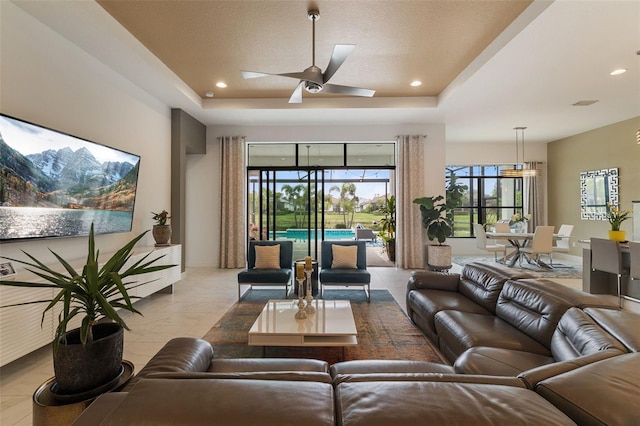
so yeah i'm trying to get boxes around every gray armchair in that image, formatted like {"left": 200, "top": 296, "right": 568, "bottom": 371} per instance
{"left": 319, "top": 240, "right": 371, "bottom": 302}
{"left": 237, "top": 241, "right": 293, "bottom": 301}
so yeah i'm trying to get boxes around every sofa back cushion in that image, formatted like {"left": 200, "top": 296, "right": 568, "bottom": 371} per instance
{"left": 496, "top": 280, "right": 572, "bottom": 348}
{"left": 535, "top": 353, "right": 640, "bottom": 425}
{"left": 551, "top": 307, "right": 626, "bottom": 361}
{"left": 458, "top": 263, "right": 531, "bottom": 313}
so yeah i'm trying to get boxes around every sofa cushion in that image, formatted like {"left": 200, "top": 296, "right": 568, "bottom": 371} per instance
{"left": 237, "top": 268, "right": 292, "bottom": 284}
{"left": 208, "top": 358, "right": 328, "bottom": 373}
{"left": 535, "top": 353, "right": 640, "bottom": 425}
{"left": 495, "top": 280, "right": 572, "bottom": 349}
{"left": 319, "top": 269, "right": 370, "bottom": 284}
{"left": 330, "top": 360, "right": 452, "bottom": 378}
{"left": 454, "top": 347, "right": 554, "bottom": 376}
{"left": 253, "top": 244, "right": 281, "bottom": 269}
{"left": 335, "top": 380, "right": 575, "bottom": 425}
{"left": 458, "top": 262, "right": 532, "bottom": 313}
{"left": 519, "top": 278, "right": 617, "bottom": 309}
{"left": 84, "top": 378, "right": 336, "bottom": 426}
{"left": 434, "top": 311, "right": 551, "bottom": 363}
{"left": 584, "top": 307, "right": 640, "bottom": 352}
{"left": 551, "top": 307, "right": 626, "bottom": 361}
{"left": 406, "top": 289, "right": 492, "bottom": 342}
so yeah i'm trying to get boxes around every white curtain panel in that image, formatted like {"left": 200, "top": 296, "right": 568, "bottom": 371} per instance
{"left": 397, "top": 135, "right": 426, "bottom": 269}
{"left": 524, "top": 161, "right": 545, "bottom": 231}
{"left": 219, "top": 136, "right": 246, "bottom": 268}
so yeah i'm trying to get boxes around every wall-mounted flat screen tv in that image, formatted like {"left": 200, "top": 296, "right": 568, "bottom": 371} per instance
{"left": 0, "top": 114, "right": 141, "bottom": 242}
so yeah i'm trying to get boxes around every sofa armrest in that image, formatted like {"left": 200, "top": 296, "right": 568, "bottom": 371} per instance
{"left": 123, "top": 337, "right": 213, "bottom": 391}
{"left": 407, "top": 270, "right": 460, "bottom": 292}
{"left": 518, "top": 349, "right": 622, "bottom": 389}
{"left": 73, "top": 392, "right": 128, "bottom": 426}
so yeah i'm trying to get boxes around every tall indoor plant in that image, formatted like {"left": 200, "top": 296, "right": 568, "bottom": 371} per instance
{"left": 413, "top": 175, "right": 467, "bottom": 270}
{"left": 378, "top": 195, "right": 396, "bottom": 261}
{"left": 0, "top": 224, "right": 175, "bottom": 395}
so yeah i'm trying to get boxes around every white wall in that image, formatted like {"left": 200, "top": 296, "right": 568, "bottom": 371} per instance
{"left": 185, "top": 124, "right": 446, "bottom": 268}
{"left": 0, "top": 2, "right": 172, "bottom": 270}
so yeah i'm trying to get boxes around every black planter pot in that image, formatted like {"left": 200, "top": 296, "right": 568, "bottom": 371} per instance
{"left": 385, "top": 241, "right": 396, "bottom": 262}
{"left": 53, "top": 322, "right": 124, "bottom": 395}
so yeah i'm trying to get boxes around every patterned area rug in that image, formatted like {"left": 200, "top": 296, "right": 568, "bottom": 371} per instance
{"left": 452, "top": 256, "right": 582, "bottom": 279}
{"left": 202, "top": 289, "right": 443, "bottom": 365}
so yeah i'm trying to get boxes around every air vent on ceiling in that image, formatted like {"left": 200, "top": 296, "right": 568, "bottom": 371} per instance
{"left": 572, "top": 100, "right": 598, "bottom": 106}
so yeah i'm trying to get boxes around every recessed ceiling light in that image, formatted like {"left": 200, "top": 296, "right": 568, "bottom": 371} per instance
{"left": 610, "top": 69, "right": 627, "bottom": 76}
{"left": 204, "top": 91, "right": 214, "bottom": 98}
{"left": 410, "top": 80, "right": 422, "bottom": 87}
{"left": 216, "top": 81, "right": 228, "bottom": 88}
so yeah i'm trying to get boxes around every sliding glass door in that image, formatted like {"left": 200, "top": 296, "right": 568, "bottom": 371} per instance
{"left": 248, "top": 168, "right": 393, "bottom": 261}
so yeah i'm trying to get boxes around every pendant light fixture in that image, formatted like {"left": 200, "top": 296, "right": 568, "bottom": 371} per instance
{"left": 501, "top": 127, "right": 540, "bottom": 177}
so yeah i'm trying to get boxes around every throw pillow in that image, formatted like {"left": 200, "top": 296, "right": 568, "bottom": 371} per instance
{"left": 331, "top": 244, "right": 358, "bottom": 269}
{"left": 254, "top": 245, "right": 281, "bottom": 269}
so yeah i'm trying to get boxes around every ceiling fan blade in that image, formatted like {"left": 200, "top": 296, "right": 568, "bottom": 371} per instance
{"left": 289, "top": 82, "right": 304, "bottom": 104}
{"left": 323, "top": 44, "right": 355, "bottom": 83}
{"left": 322, "top": 83, "right": 375, "bottom": 97}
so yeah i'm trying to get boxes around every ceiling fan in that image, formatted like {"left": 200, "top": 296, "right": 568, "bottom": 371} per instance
{"left": 241, "top": 9, "right": 375, "bottom": 103}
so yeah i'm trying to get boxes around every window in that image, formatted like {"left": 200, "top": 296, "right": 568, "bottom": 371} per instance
{"left": 447, "top": 165, "right": 524, "bottom": 237}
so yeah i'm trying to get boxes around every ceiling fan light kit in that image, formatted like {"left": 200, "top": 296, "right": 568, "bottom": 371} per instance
{"left": 240, "top": 9, "right": 375, "bottom": 103}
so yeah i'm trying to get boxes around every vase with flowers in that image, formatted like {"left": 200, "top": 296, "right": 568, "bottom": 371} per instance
{"left": 509, "top": 212, "right": 531, "bottom": 233}
{"left": 152, "top": 210, "right": 172, "bottom": 246}
{"left": 606, "top": 203, "right": 631, "bottom": 242}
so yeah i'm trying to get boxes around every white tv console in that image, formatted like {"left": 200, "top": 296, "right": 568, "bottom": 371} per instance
{"left": 0, "top": 244, "right": 181, "bottom": 366}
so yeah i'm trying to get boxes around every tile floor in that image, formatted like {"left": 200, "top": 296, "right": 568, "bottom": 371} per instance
{"left": 1, "top": 256, "right": 635, "bottom": 425}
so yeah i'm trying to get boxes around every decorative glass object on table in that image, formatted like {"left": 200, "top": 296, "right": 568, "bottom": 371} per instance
{"left": 509, "top": 213, "right": 530, "bottom": 233}
{"left": 294, "top": 263, "right": 307, "bottom": 319}
{"left": 303, "top": 256, "right": 315, "bottom": 314}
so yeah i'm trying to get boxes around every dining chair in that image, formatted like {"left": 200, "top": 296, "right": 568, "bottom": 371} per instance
{"left": 628, "top": 242, "right": 640, "bottom": 303}
{"left": 590, "top": 237, "right": 629, "bottom": 309}
{"left": 553, "top": 224, "right": 574, "bottom": 252}
{"left": 550, "top": 224, "right": 574, "bottom": 267}
{"left": 473, "top": 223, "right": 507, "bottom": 262}
{"left": 494, "top": 222, "right": 513, "bottom": 244}
{"left": 519, "top": 226, "right": 554, "bottom": 267}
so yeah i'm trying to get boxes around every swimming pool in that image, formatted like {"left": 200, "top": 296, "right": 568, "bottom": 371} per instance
{"left": 276, "top": 229, "right": 355, "bottom": 241}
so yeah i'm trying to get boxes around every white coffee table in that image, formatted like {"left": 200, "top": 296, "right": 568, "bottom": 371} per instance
{"left": 248, "top": 299, "right": 358, "bottom": 347}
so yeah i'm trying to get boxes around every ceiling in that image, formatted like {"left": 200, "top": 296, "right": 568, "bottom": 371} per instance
{"left": 14, "top": 1, "right": 640, "bottom": 144}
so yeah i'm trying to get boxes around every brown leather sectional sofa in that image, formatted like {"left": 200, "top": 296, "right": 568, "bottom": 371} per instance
{"left": 74, "top": 263, "right": 640, "bottom": 425}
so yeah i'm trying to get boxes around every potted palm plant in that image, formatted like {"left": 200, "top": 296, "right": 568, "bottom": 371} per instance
{"left": 0, "top": 224, "right": 175, "bottom": 397}
{"left": 378, "top": 195, "right": 396, "bottom": 261}
{"left": 413, "top": 175, "right": 467, "bottom": 270}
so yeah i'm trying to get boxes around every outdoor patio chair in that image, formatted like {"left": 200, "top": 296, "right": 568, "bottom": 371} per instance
{"left": 319, "top": 240, "right": 371, "bottom": 302}
{"left": 237, "top": 240, "right": 293, "bottom": 301}
{"left": 355, "top": 228, "right": 377, "bottom": 241}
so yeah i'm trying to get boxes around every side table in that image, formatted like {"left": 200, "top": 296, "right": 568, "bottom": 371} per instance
{"left": 32, "top": 360, "right": 134, "bottom": 426}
